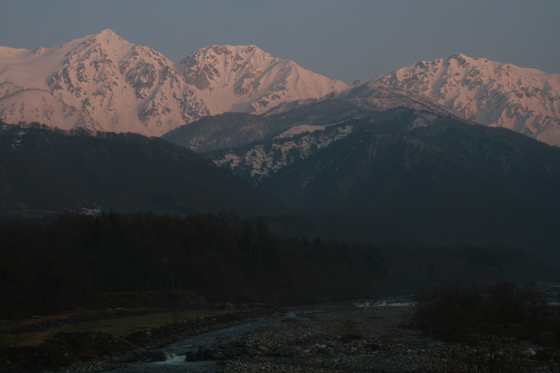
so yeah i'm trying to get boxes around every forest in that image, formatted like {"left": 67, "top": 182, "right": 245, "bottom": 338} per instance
{"left": 1, "top": 211, "right": 557, "bottom": 319}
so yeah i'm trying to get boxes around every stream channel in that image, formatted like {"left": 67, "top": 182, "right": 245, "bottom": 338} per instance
{"left": 106, "top": 311, "right": 315, "bottom": 373}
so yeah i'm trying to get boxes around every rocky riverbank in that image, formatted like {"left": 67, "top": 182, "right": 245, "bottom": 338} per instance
{"left": 210, "top": 306, "right": 555, "bottom": 373}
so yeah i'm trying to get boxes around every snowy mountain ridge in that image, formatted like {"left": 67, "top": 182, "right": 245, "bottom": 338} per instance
{"left": 177, "top": 44, "right": 349, "bottom": 115}
{"left": 0, "top": 30, "right": 348, "bottom": 136}
{"left": 367, "top": 53, "right": 560, "bottom": 146}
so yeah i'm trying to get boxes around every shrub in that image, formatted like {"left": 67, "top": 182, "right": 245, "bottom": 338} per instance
{"left": 414, "top": 283, "right": 487, "bottom": 332}
{"left": 415, "top": 282, "right": 558, "bottom": 343}
{"left": 433, "top": 335, "right": 538, "bottom": 373}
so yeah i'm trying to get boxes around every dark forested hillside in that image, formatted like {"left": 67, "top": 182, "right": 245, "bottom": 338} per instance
{"left": 161, "top": 112, "right": 273, "bottom": 153}
{"left": 0, "top": 122, "right": 289, "bottom": 217}
{"left": 0, "top": 212, "right": 556, "bottom": 318}
{"left": 161, "top": 96, "right": 459, "bottom": 155}
{"left": 259, "top": 117, "right": 560, "bottom": 263}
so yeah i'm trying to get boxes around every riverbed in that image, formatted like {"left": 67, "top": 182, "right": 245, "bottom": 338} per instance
{"left": 104, "top": 311, "right": 314, "bottom": 373}
{"left": 69, "top": 294, "right": 556, "bottom": 373}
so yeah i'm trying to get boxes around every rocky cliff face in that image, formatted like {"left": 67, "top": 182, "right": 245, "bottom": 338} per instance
{"left": 0, "top": 30, "right": 348, "bottom": 136}
{"left": 177, "top": 44, "right": 349, "bottom": 116}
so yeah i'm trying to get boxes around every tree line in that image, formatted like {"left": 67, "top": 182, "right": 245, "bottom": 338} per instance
{"left": 0, "top": 211, "right": 557, "bottom": 318}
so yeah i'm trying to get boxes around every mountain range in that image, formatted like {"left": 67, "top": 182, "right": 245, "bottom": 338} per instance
{"left": 0, "top": 30, "right": 347, "bottom": 137}
{"left": 3, "top": 30, "right": 560, "bottom": 263}
{"left": 1, "top": 30, "right": 559, "bottom": 146}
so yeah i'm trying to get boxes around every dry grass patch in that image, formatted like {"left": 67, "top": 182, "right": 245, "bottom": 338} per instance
{"left": 1, "top": 309, "right": 236, "bottom": 347}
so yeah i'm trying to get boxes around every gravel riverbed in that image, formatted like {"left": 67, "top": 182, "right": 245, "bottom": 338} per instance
{"left": 218, "top": 306, "right": 440, "bottom": 372}
{"left": 215, "top": 306, "right": 550, "bottom": 373}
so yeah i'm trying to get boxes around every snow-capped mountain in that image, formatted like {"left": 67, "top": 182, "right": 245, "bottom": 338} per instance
{"left": 0, "top": 30, "right": 348, "bottom": 136}
{"left": 0, "top": 30, "right": 185, "bottom": 135}
{"left": 366, "top": 53, "right": 560, "bottom": 146}
{"left": 177, "top": 44, "right": 349, "bottom": 115}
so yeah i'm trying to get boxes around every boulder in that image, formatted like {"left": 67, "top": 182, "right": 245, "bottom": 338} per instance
{"left": 143, "top": 350, "right": 168, "bottom": 362}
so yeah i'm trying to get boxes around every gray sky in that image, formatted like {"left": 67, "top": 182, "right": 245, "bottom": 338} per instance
{"left": 1, "top": 0, "right": 559, "bottom": 84}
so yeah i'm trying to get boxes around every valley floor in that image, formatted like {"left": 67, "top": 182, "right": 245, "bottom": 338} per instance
{"left": 2, "top": 304, "right": 556, "bottom": 372}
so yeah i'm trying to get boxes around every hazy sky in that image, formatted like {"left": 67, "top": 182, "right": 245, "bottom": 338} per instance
{"left": 1, "top": 1, "right": 559, "bottom": 84}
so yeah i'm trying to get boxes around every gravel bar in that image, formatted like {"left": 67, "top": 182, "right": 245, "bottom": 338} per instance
{"left": 217, "top": 306, "right": 546, "bottom": 373}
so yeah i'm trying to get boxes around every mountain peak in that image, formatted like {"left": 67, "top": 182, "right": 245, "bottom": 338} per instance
{"left": 179, "top": 44, "right": 271, "bottom": 67}
{"left": 445, "top": 53, "right": 473, "bottom": 61}
{"left": 97, "top": 29, "right": 118, "bottom": 37}
{"left": 409, "top": 53, "right": 475, "bottom": 71}
{"left": 87, "top": 28, "right": 128, "bottom": 46}
{"left": 174, "top": 43, "right": 348, "bottom": 114}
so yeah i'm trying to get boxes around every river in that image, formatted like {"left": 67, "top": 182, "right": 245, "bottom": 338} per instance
{"left": 105, "top": 311, "right": 314, "bottom": 373}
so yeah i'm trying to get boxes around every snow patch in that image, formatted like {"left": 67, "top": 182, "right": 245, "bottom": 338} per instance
{"left": 274, "top": 124, "right": 327, "bottom": 139}
{"left": 10, "top": 129, "right": 27, "bottom": 150}
{"left": 216, "top": 125, "right": 355, "bottom": 182}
